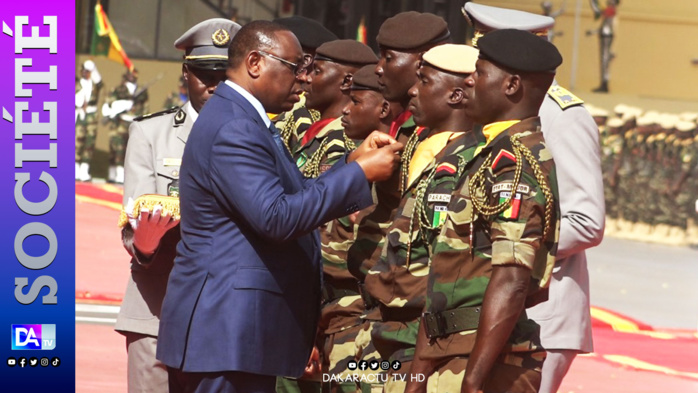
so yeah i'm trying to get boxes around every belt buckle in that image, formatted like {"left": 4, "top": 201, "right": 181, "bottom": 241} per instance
{"left": 422, "top": 311, "right": 446, "bottom": 339}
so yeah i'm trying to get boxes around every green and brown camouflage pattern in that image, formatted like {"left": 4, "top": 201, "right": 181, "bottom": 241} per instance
{"left": 106, "top": 83, "right": 148, "bottom": 167}
{"left": 347, "top": 116, "right": 424, "bottom": 282}
{"left": 294, "top": 118, "right": 348, "bottom": 178}
{"left": 419, "top": 117, "right": 560, "bottom": 366}
{"left": 425, "top": 352, "right": 544, "bottom": 393}
{"left": 363, "top": 129, "right": 482, "bottom": 365}
{"left": 273, "top": 94, "right": 321, "bottom": 154}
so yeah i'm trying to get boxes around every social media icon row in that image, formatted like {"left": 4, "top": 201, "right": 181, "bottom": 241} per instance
{"left": 347, "top": 359, "right": 401, "bottom": 371}
{"left": 7, "top": 357, "right": 59, "bottom": 368}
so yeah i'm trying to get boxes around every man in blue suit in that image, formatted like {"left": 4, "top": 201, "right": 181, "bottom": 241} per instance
{"left": 156, "top": 21, "right": 403, "bottom": 393}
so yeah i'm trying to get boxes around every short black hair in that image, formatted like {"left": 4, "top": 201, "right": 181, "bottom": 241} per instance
{"left": 228, "top": 20, "right": 291, "bottom": 68}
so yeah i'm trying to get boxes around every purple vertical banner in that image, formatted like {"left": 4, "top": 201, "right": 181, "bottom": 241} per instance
{"left": 0, "top": 1, "right": 75, "bottom": 391}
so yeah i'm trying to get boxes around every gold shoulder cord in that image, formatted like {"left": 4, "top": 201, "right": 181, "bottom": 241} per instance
{"left": 303, "top": 130, "right": 354, "bottom": 178}
{"left": 302, "top": 137, "right": 331, "bottom": 178}
{"left": 467, "top": 134, "right": 554, "bottom": 239}
{"left": 278, "top": 112, "right": 295, "bottom": 151}
{"left": 399, "top": 131, "right": 421, "bottom": 193}
{"left": 404, "top": 154, "right": 469, "bottom": 266}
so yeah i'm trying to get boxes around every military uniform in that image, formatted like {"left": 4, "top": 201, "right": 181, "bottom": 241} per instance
{"left": 75, "top": 60, "right": 103, "bottom": 182}
{"left": 422, "top": 118, "right": 559, "bottom": 392}
{"left": 116, "top": 104, "right": 192, "bottom": 392}
{"left": 104, "top": 74, "right": 149, "bottom": 183}
{"left": 273, "top": 94, "right": 320, "bottom": 154}
{"left": 115, "top": 18, "right": 240, "bottom": 393}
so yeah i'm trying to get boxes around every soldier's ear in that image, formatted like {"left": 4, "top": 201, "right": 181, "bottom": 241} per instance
{"left": 503, "top": 74, "right": 522, "bottom": 97}
{"left": 379, "top": 99, "right": 391, "bottom": 120}
{"left": 182, "top": 64, "right": 190, "bottom": 83}
{"left": 449, "top": 88, "right": 465, "bottom": 105}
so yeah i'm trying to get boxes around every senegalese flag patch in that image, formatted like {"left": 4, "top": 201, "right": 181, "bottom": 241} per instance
{"left": 432, "top": 205, "right": 448, "bottom": 227}
{"left": 498, "top": 191, "right": 521, "bottom": 219}
{"left": 491, "top": 149, "right": 516, "bottom": 171}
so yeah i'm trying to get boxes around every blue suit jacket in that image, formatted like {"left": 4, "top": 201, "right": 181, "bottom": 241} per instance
{"left": 156, "top": 82, "right": 373, "bottom": 377}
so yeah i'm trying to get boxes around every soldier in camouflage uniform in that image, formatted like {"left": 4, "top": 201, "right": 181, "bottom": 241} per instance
{"left": 316, "top": 66, "right": 395, "bottom": 393}
{"left": 669, "top": 121, "right": 697, "bottom": 238}
{"left": 75, "top": 59, "right": 103, "bottom": 182}
{"left": 363, "top": 44, "right": 479, "bottom": 393}
{"left": 405, "top": 29, "right": 561, "bottom": 393}
{"left": 344, "top": 12, "right": 451, "bottom": 393}
{"left": 293, "top": 40, "right": 377, "bottom": 177}
{"left": 601, "top": 118, "right": 623, "bottom": 223}
{"left": 103, "top": 68, "right": 149, "bottom": 183}
{"left": 277, "top": 41, "right": 377, "bottom": 393}
{"left": 615, "top": 114, "right": 640, "bottom": 229}
{"left": 273, "top": 16, "right": 338, "bottom": 153}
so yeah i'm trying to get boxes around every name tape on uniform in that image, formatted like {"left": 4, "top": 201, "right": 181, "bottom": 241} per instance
{"left": 428, "top": 193, "right": 451, "bottom": 203}
{"left": 492, "top": 183, "right": 530, "bottom": 195}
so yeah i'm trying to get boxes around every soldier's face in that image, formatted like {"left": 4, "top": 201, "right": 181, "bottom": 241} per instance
{"left": 183, "top": 64, "right": 226, "bottom": 113}
{"left": 304, "top": 60, "right": 348, "bottom": 114}
{"left": 341, "top": 90, "right": 385, "bottom": 140}
{"left": 407, "top": 64, "right": 461, "bottom": 130}
{"left": 375, "top": 48, "right": 421, "bottom": 103}
{"left": 464, "top": 59, "right": 508, "bottom": 124}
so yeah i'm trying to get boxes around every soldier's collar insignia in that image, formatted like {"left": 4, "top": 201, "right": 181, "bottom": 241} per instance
{"left": 491, "top": 149, "right": 516, "bottom": 171}
{"left": 174, "top": 109, "right": 186, "bottom": 125}
{"left": 212, "top": 28, "right": 230, "bottom": 47}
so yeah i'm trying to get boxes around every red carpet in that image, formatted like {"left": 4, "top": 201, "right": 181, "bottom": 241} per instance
{"left": 75, "top": 181, "right": 698, "bottom": 392}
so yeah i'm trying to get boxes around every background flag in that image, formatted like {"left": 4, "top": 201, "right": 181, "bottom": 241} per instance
{"left": 356, "top": 16, "right": 367, "bottom": 44}
{"left": 90, "top": 2, "right": 134, "bottom": 71}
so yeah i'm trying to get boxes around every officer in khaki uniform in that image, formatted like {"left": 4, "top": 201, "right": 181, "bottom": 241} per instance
{"left": 462, "top": 4, "right": 605, "bottom": 393}
{"left": 114, "top": 18, "right": 240, "bottom": 393}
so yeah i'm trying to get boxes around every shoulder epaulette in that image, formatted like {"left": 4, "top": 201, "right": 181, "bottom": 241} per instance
{"left": 548, "top": 85, "right": 584, "bottom": 110}
{"left": 134, "top": 106, "right": 179, "bottom": 122}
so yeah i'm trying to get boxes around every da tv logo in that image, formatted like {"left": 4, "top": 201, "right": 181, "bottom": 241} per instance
{"left": 11, "top": 324, "right": 56, "bottom": 350}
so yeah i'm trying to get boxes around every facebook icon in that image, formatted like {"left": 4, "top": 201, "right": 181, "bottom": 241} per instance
{"left": 11, "top": 324, "right": 56, "bottom": 350}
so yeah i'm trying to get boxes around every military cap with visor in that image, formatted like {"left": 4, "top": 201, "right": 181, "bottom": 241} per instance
{"left": 315, "top": 39, "right": 378, "bottom": 66}
{"left": 174, "top": 18, "right": 241, "bottom": 70}
{"left": 462, "top": 2, "right": 554, "bottom": 47}
{"left": 477, "top": 29, "right": 562, "bottom": 73}
{"left": 377, "top": 11, "right": 450, "bottom": 51}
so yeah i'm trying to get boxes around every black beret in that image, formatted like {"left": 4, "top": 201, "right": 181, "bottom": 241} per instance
{"left": 273, "top": 16, "right": 338, "bottom": 50}
{"left": 377, "top": 11, "right": 450, "bottom": 50}
{"left": 350, "top": 65, "right": 381, "bottom": 91}
{"left": 315, "top": 40, "right": 378, "bottom": 66}
{"left": 477, "top": 29, "right": 562, "bottom": 73}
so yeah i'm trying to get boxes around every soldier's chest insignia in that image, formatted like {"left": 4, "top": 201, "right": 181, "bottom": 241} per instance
{"left": 432, "top": 205, "right": 448, "bottom": 227}
{"left": 435, "top": 162, "right": 457, "bottom": 176}
{"left": 296, "top": 152, "right": 308, "bottom": 168}
{"left": 427, "top": 193, "right": 451, "bottom": 203}
{"left": 491, "top": 149, "right": 516, "bottom": 171}
{"left": 491, "top": 182, "right": 530, "bottom": 195}
{"left": 498, "top": 191, "right": 522, "bottom": 220}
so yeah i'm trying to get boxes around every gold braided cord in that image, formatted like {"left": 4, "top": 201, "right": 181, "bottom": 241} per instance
{"left": 467, "top": 134, "right": 554, "bottom": 239}
{"left": 302, "top": 137, "right": 332, "bottom": 178}
{"left": 511, "top": 137, "right": 554, "bottom": 240}
{"left": 343, "top": 132, "right": 357, "bottom": 151}
{"left": 399, "top": 131, "right": 421, "bottom": 193}
{"left": 278, "top": 112, "right": 295, "bottom": 151}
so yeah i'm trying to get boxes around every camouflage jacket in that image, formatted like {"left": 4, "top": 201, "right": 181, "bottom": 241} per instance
{"left": 362, "top": 128, "right": 474, "bottom": 363}
{"left": 272, "top": 95, "right": 320, "bottom": 154}
{"left": 419, "top": 117, "right": 559, "bottom": 363}
{"left": 294, "top": 117, "right": 348, "bottom": 178}
{"left": 347, "top": 114, "right": 426, "bottom": 284}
